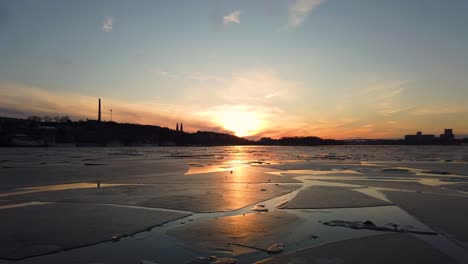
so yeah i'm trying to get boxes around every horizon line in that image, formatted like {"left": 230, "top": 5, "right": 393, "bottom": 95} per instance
{"left": 1, "top": 115, "right": 466, "bottom": 141}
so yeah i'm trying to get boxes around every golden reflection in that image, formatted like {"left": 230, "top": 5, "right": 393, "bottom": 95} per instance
{"left": 185, "top": 165, "right": 232, "bottom": 175}
{"left": 0, "top": 182, "right": 128, "bottom": 198}
{"left": 226, "top": 166, "right": 253, "bottom": 183}
{"left": 0, "top": 201, "right": 52, "bottom": 210}
{"left": 222, "top": 183, "right": 250, "bottom": 211}
{"left": 226, "top": 159, "right": 245, "bottom": 165}
{"left": 185, "top": 146, "right": 249, "bottom": 175}
{"left": 268, "top": 169, "right": 362, "bottom": 176}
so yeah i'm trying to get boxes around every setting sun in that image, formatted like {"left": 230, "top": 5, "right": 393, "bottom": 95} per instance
{"left": 217, "top": 110, "right": 262, "bottom": 137}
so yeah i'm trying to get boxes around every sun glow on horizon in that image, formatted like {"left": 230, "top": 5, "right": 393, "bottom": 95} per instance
{"left": 217, "top": 110, "right": 262, "bottom": 137}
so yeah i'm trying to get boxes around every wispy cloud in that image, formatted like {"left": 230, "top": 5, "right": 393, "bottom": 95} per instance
{"left": 362, "top": 80, "right": 408, "bottom": 99}
{"left": 157, "top": 71, "right": 178, "bottom": 79}
{"left": 414, "top": 105, "right": 468, "bottom": 116}
{"left": 341, "top": 79, "right": 409, "bottom": 118}
{"left": 153, "top": 69, "right": 225, "bottom": 82}
{"left": 155, "top": 69, "right": 297, "bottom": 103}
{"left": 219, "top": 71, "right": 299, "bottom": 103}
{"left": 223, "top": 10, "right": 241, "bottom": 25}
{"left": 379, "top": 105, "right": 415, "bottom": 117}
{"left": 203, "top": 104, "right": 283, "bottom": 116}
{"left": 187, "top": 72, "right": 226, "bottom": 82}
{"left": 385, "top": 87, "right": 404, "bottom": 98}
{"left": 287, "top": 0, "right": 326, "bottom": 29}
{"left": 102, "top": 17, "right": 113, "bottom": 32}
{"left": 265, "top": 92, "right": 278, "bottom": 99}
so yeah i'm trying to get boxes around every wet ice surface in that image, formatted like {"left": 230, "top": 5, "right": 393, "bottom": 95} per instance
{"left": 0, "top": 146, "right": 468, "bottom": 263}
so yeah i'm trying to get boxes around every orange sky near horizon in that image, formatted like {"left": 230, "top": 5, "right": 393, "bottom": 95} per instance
{"left": 1, "top": 82, "right": 467, "bottom": 140}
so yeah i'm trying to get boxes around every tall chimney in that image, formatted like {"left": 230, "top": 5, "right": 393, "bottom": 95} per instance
{"left": 98, "top": 98, "right": 101, "bottom": 122}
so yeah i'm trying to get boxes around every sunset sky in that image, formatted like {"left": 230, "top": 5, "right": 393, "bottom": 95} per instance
{"left": 1, "top": 0, "right": 468, "bottom": 139}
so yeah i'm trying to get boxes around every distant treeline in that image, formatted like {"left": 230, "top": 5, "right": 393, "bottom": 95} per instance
{"left": 258, "top": 136, "right": 343, "bottom": 146}
{"left": 1, "top": 116, "right": 466, "bottom": 147}
{"left": 0, "top": 117, "right": 342, "bottom": 147}
{"left": 0, "top": 117, "right": 253, "bottom": 147}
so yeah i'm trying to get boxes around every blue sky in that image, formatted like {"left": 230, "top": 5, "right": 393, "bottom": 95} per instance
{"left": 1, "top": 0, "right": 468, "bottom": 139}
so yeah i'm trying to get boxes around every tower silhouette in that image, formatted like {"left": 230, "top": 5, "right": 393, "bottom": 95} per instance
{"left": 176, "top": 123, "right": 179, "bottom": 132}
{"left": 98, "top": 98, "right": 101, "bottom": 122}
{"left": 180, "top": 123, "right": 183, "bottom": 133}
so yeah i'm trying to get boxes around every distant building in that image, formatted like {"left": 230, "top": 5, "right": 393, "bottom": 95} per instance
{"left": 440, "top": 129, "right": 455, "bottom": 145}
{"left": 404, "top": 131, "right": 436, "bottom": 145}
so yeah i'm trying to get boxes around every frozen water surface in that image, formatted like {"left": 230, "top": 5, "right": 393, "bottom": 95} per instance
{"left": 0, "top": 146, "right": 468, "bottom": 263}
